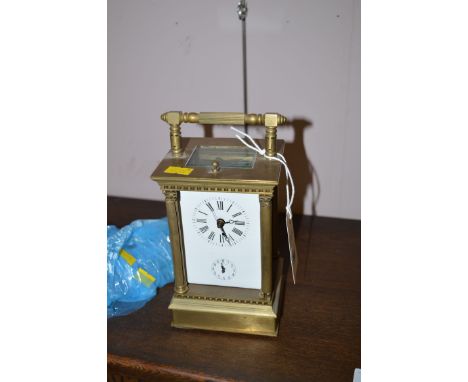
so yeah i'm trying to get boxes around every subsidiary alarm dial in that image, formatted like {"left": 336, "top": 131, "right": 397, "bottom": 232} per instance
{"left": 211, "top": 258, "right": 237, "bottom": 281}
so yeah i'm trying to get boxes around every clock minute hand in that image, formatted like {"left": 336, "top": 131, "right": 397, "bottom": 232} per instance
{"left": 226, "top": 219, "right": 242, "bottom": 224}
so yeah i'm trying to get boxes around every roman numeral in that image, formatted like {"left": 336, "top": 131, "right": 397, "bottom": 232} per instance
{"left": 199, "top": 225, "right": 209, "bottom": 233}
{"left": 235, "top": 221, "right": 245, "bottom": 225}
{"left": 220, "top": 234, "right": 231, "bottom": 246}
{"left": 226, "top": 203, "right": 233, "bottom": 212}
{"left": 232, "top": 212, "right": 242, "bottom": 218}
{"left": 208, "top": 231, "right": 215, "bottom": 240}
{"left": 196, "top": 218, "right": 207, "bottom": 223}
{"left": 232, "top": 227, "right": 243, "bottom": 236}
{"left": 217, "top": 201, "right": 223, "bottom": 210}
{"left": 198, "top": 210, "right": 208, "bottom": 216}
{"left": 206, "top": 202, "right": 214, "bottom": 212}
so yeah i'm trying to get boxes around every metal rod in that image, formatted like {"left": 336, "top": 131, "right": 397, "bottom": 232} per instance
{"left": 242, "top": 18, "right": 248, "bottom": 134}
{"left": 237, "top": 0, "right": 248, "bottom": 133}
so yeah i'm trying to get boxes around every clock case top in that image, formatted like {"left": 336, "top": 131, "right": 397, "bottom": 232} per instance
{"left": 151, "top": 137, "right": 285, "bottom": 189}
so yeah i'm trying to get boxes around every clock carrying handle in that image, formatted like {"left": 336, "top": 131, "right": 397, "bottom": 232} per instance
{"left": 161, "top": 111, "right": 287, "bottom": 157}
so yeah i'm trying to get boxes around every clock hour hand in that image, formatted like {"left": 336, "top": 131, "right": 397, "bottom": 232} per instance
{"left": 221, "top": 227, "right": 231, "bottom": 245}
{"left": 216, "top": 219, "right": 231, "bottom": 245}
{"left": 225, "top": 219, "right": 243, "bottom": 224}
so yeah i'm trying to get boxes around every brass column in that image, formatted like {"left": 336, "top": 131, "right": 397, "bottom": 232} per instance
{"left": 259, "top": 193, "right": 273, "bottom": 299}
{"left": 161, "top": 111, "right": 183, "bottom": 156}
{"left": 264, "top": 125, "right": 277, "bottom": 157}
{"left": 169, "top": 123, "right": 182, "bottom": 156}
{"left": 264, "top": 113, "right": 283, "bottom": 157}
{"left": 163, "top": 190, "right": 188, "bottom": 294}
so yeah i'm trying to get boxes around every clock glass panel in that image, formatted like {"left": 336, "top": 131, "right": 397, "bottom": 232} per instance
{"left": 186, "top": 145, "right": 257, "bottom": 169}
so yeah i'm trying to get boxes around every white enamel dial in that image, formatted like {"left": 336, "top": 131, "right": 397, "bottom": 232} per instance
{"left": 191, "top": 196, "right": 250, "bottom": 247}
{"left": 180, "top": 191, "right": 261, "bottom": 289}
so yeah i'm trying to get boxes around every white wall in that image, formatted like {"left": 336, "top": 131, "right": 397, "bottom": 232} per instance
{"left": 108, "top": 0, "right": 360, "bottom": 219}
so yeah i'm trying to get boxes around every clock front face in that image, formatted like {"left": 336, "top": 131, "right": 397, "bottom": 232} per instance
{"left": 180, "top": 191, "right": 261, "bottom": 289}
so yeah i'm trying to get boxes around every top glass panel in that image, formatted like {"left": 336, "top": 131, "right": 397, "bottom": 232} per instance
{"left": 186, "top": 145, "right": 257, "bottom": 169}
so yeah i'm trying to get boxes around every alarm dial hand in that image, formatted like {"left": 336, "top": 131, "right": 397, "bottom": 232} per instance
{"left": 210, "top": 210, "right": 218, "bottom": 223}
{"left": 205, "top": 202, "right": 218, "bottom": 223}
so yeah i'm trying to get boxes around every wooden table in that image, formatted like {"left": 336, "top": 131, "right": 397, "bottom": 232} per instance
{"left": 107, "top": 197, "right": 361, "bottom": 382}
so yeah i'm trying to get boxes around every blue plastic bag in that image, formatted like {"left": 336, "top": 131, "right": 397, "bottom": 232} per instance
{"left": 107, "top": 218, "right": 174, "bottom": 318}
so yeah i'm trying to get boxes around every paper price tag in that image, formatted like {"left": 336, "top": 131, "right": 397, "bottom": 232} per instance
{"left": 286, "top": 214, "right": 298, "bottom": 284}
{"left": 164, "top": 166, "right": 194, "bottom": 176}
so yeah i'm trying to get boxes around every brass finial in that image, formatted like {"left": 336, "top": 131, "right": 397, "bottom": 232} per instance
{"left": 211, "top": 160, "right": 220, "bottom": 173}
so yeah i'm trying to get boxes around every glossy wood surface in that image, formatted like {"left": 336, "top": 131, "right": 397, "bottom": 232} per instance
{"left": 107, "top": 196, "right": 360, "bottom": 382}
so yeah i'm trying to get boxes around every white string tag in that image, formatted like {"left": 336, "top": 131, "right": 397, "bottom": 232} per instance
{"left": 285, "top": 213, "right": 298, "bottom": 284}
{"left": 230, "top": 126, "right": 298, "bottom": 284}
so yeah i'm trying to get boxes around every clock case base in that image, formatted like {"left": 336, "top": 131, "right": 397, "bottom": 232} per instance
{"left": 168, "top": 259, "right": 284, "bottom": 337}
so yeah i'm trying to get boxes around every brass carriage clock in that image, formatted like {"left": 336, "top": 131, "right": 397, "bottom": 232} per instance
{"left": 151, "top": 111, "right": 287, "bottom": 336}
